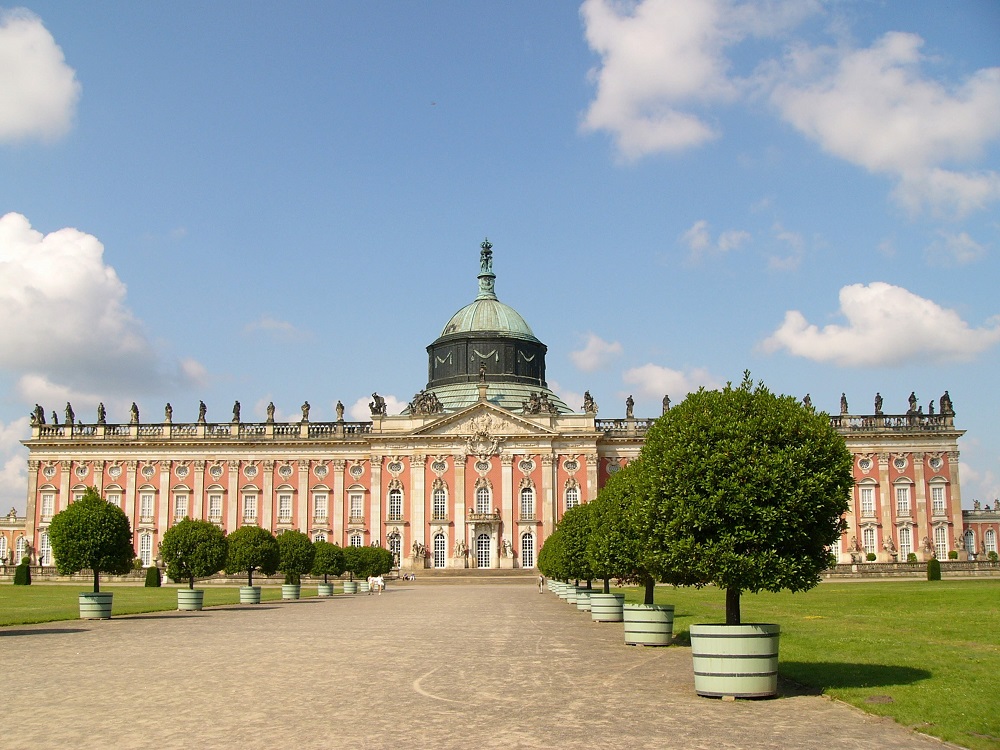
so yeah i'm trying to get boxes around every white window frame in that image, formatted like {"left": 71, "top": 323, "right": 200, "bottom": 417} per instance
{"left": 41, "top": 493, "right": 54, "bottom": 518}
{"left": 476, "top": 486, "right": 491, "bottom": 514}
{"left": 520, "top": 533, "right": 535, "bottom": 568}
{"left": 565, "top": 486, "right": 580, "bottom": 510}
{"left": 277, "top": 493, "right": 293, "bottom": 522}
{"left": 862, "top": 527, "right": 876, "bottom": 556}
{"left": 433, "top": 533, "right": 446, "bottom": 568}
{"left": 986, "top": 529, "right": 997, "bottom": 554}
{"left": 208, "top": 493, "right": 223, "bottom": 521}
{"left": 520, "top": 487, "right": 534, "bottom": 520}
{"left": 15, "top": 536, "right": 27, "bottom": 563}
{"left": 934, "top": 526, "right": 948, "bottom": 559}
{"left": 860, "top": 486, "right": 875, "bottom": 516}
{"left": 388, "top": 488, "right": 403, "bottom": 521}
{"left": 242, "top": 493, "right": 258, "bottom": 523}
{"left": 140, "top": 492, "right": 155, "bottom": 520}
{"left": 349, "top": 492, "right": 364, "bottom": 520}
{"left": 314, "top": 532, "right": 327, "bottom": 543}
{"left": 106, "top": 492, "right": 121, "bottom": 508}
{"left": 898, "top": 527, "right": 912, "bottom": 559}
{"left": 349, "top": 533, "right": 363, "bottom": 548}
{"left": 931, "top": 485, "right": 945, "bottom": 515}
{"left": 964, "top": 530, "right": 975, "bottom": 556}
{"left": 139, "top": 533, "right": 153, "bottom": 567}
{"left": 173, "top": 493, "right": 188, "bottom": 520}
{"left": 312, "top": 492, "right": 328, "bottom": 521}
{"left": 39, "top": 531, "right": 51, "bottom": 566}
{"left": 432, "top": 488, "right": 447, "bottom": 521}
{"left": 894, "top": 486, "right": 909, "bottom": 516}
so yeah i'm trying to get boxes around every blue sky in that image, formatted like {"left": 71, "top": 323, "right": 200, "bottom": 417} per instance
{"left": 1, "top": 1, "right": 999, "bottom": 513}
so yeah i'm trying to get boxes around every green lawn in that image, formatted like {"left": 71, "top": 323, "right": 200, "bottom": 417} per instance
{"left": 617, "top": 580, "right": 1000, "bottom": 750}
{"left": 0, "top": 584, "right": 317, "bottom": 626}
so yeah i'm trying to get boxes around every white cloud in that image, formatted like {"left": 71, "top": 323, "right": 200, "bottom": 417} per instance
{"left": 681, "top": 219, "right": 750, "bottom": 261}
{"left": 0, "top": 9, "right": 80, "bottom": 143}
{"left": 926, "top": 231, "right": 987, "bottom": 267}
{"left": 349, "top": 394, "right": 406, "bottom": 421}
{"left": 243, "top": 315, "right": 311, "bottom": 342}
{"left": 0, "top": 416, "right": 28, "bottom": 513}
{"left": 960, "top": 461, "right": 1000, "bottom": 508}
{"left": 768, "top": 221, "right": 804, "bottom": 270}
{"left": 569, "top": 332, "right": 623, "bottom": 372}
{"left": 548, "top": 380, "right": 584, "bottom": 414}
{"left": 768, "top": 31, "right": 1000, "bottom": 217}
{"left": 0, "top": 212, "right": 205, "bottom": 400}
{"left": 761, "top": 282, "right": 1000, "bottom": 366}
{"left": 622, "top": 363, "right": 724, "bottom": 403}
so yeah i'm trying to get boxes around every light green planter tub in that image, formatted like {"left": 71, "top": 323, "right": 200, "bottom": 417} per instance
{"left": 79, "top": 592, "right": 113, "bottom": 619}
{"left": 177, "top": 589, "right": 205, "bottom": 611}
{"left": 359, "top": 581, "right": 371, "bottom": 593}
{"left": 317, "top": 583, "right": 335, "bottom": 597}
{"left": 343, "top": 581, "right": 359, "bottom": 594}
{"left": 239, "top": 586, "right": 262, "bottom": 604}
{"left": 281, "top": 584, "right": 301, "bottom": 600}
{"left": 575, "top": 589, "right": 593, "bottom": 612}
{"left": 690, "top": 623, "right": 780, "bottom": 698}
{"left": 589, "top": 593, "right": 625, "bottom": 622}
{"left": 623, "top": 603, "right": 674, "bottom": 646}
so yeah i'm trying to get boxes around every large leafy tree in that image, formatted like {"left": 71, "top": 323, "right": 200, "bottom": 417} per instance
{"left": 586, "top": 459, "right": 672, "bottom": 603}
{"left": 160, "top": 518, "right": 228, "bottom": 589}
{"left": 47, "top": 487, "right": 133, "bottom": 593}
{"left": 642, "top": 373, "right": 853, "bottom": 624}
{"left": 537, "top": 528, "right": 567, "bottom": 582}
{"left": 558, "top": 503, "right": 595, "bottom": 588}
{"left": 224, "top": 525, "right": 279, "bottom": 587}
{"left": 276, "top": 530, "right": 315, "bottom": 585}
{"left": 312, "top": 541, "right": 345, "bottom": 583}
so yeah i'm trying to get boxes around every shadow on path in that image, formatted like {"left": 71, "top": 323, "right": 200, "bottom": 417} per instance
{"left": 0, "top": 627, "right": 90, "bottom": 637}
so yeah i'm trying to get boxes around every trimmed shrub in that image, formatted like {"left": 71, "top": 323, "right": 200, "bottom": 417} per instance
{"left": 948, "top": 550, "right": 959, "bottom": 560}
{"left": 989, "top": 551, "right": 998, "bottom": 562}
{"left": 927, "top": 557, "right": 942, "bottom": 581}
{"left": 866, "top": 553, "right": 877, "bottom": 562}
{"left": 14, "top": 560, "right": 31, "bottom": 585}
{"left": 132, "top": 557, "right": 143, "bottom": 571}
{"left": 907, "top": 552, "right": 918, "bottom": 563}
{"left": 144, "top": 565, "right": 161, "bottom": 587}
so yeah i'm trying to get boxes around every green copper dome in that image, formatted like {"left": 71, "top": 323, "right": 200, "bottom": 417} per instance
{"left": 440, "top": 298, "right": 539, "bottom": 341}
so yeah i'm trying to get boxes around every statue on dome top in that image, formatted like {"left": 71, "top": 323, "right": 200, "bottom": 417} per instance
{"left": 480, "top": 238, "right": 493, "bottom": 275}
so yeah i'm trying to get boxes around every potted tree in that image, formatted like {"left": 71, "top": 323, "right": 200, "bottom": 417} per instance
{"left": 47, "top": 487, "right": 134, "bottom": 619}
{"left": 587, "top": 460, "right": 676, "bottom": 643}
{"left": 558, "top": 503, "right": 596, "bottom": 611}
{"left": 342, "top": 545, "right": 363, "bottom": 593}
{"left": 312, "top": 540, "right": 345, "bottom": 596}
{"left": 537, "top": 528, "right": 568, "bottom": 598}
{"left": 277, "top": 530, "right": 315, "bottom": 600}
{"left": 642, "top": 373, "right": 853, "bottom": 697}
{"left": 160, "top": 518, "right": 228, "bottom": 610}
{"left": 224, "top": 525, "right": 279, "bottom": 604}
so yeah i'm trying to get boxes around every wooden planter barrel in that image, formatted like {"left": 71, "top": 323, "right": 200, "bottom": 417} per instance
{"left": 177, "top": 589, "right": 205, "bottom": 611}
{"left": 623, "top": 603, "right": 674, "bottom": 646}
{"left": 317, "top": 583, "right": 335, "bottom": 597}
{"left": 689, "top": 623, "right": 780, "bottom": 698}
{"left": 343, "top": 581, "right": 359, "bottom": 594}
{"left": 589, "top": 593, "right": 625, "bottom": 622}
{"left": 575, "top": 589, "right": 593, "bottom": 612}
{"left": 239, "top": 586, "right": 262, "bottom": 604}
{"left": 359, "top": 581, "right": 371, "bottom": 593}
{"left": 78, "top": 592, "right": 113, "bottom": 619}
{"left": 281, "top": 584, "right": 301, "bottom": 600}
{"left": 557, "top": 583, "right": 574, "bottom": 601}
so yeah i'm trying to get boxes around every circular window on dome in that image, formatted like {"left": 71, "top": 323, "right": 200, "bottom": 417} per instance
{"left": 563, "top": 459, "right": 579, "bottom": 473}
{"left": 858, "top": 458, "right": 872, "bottom": 472}
{"left": 349, "top": 464, "right": 364, "bottom": 479}
{"left": 893, "top": 457, "right": 907, "bottom": 471}
{"left": 175, "top": 465, "right": 190, "bottom": 479}
{"left": 518, "top": 459, "right": 534, "bottom": 474}
{"left": 475, "top": 460, "right": 491, "bottom": 474}
{"left": 243, "top": 465, "right": 259, "bottom": 479}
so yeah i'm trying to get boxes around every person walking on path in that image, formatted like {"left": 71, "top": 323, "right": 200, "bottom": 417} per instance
{"left": 537, "top": 574, "right": 545, "bottom": 593}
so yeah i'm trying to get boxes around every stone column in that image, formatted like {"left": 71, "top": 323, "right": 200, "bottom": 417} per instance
{"left": 500, "top": 454, "right": 514, "bottom": 569}
{"left": 297, "top": 459, "right": 310, "bottom": 532}
{"left": 541, "top": 454, "right": 556, "bottom": 540}
{"left": 93, "top": 460, "right": 105, "bottom": 495}
{"left": 370, "top": 454, "right": 383, "bottom": 545}
{"left": 24, "top": 460, "right": 39, "bottom": 555}
{"left": 58, "top": 460, "right": 71, "bottom": 514}
{"left": 227, "top": 460, "right": 240, "bottom": 531}
{"left": 261, "top": 460, "right": 275, "bottom": 532}
{"left": 452, "top": 453, "right": 467, "bottom": 568}
{"left": 158, "top": 462, "right": 171, "bottom": 538}
{"left": 193, "top": 461, "right": 206, "bottom": 520}
{"left": 585, "top": 452, "right": 599, "bottom": 502}
{"left": 878, "top": 454, "right": 896, "bottom": 562}
{"left": 332, "top": 460, "right": 346, "bottom": 546}
{"left": 947, "top": 451, "right": 965, "bottom": 559}
{"left": 124, "top": 461, "right": 138, "bottom": 530}
{"left": 912, "top": 451, "right": 930, "bottom": 560}
{"left": 410, "top": 454, "right": 427, "bottom": 549}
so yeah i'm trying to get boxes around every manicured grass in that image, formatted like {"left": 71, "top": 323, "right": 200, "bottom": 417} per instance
{"left": 618, "top": 580, "right": 1000, "bottom": 750}
{"left": 0, "top": 584, "right": 320, "bottom": 626}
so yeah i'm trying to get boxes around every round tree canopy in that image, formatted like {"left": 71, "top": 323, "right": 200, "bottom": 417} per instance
{"left": 47, "top": 487, "right": 133, "bottom": 592}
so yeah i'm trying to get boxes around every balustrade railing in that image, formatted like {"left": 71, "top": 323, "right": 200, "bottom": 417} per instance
{"left": 467, "top": 510, "right": 501, "bottom": 522}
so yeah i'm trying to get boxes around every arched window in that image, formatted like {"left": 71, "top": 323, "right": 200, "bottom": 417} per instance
{"left": 476, "top": 533, "right": 491, "bottom": 568}
{"left": 520, "top": 533, "right": 535, "bottom": 568}
{"left": 520, "top": 487, "right": 535, "bottom": 520}
{"left": 38, "top": 531, "right": 51, "bottom": 566}
{"left": 986, "top": 529, "right": 997, "bottom": 554}
{"left": 432, "top": 487, "right": 447, "bottom": 521}
{"left": 0, "top": 535, "right": 7, "bottom": 564}
{"left": 899, "top": 527, "right": 912, "bottom": 558}
{"left": 276, "top": 488, "right": 293, "bottom": 522}
{"left": 964, "top": 530, "right": 975, "bottom": 556}
{"left": 349, "top": 533, "right": 363, "bottom": 548}
{"left": 314, "top": 532, "right": 327, "bottom": 543}
{"left": 389, "top": 535, "right": 401, "bottom": 567}
{"left": 934, "top": 526, "right": 948, "bottom": 559}
{"left": 139, "top": 533, "right": 153, "bottom": 567}
{"left": 862, "top": 527, "right": 876, "bottom": 556}
{"left": 433, "top": 533, "right": 446, "bottom": 568}
{"left": 388, "top": 488, "right": 403, "bottom": 521}
{"left": 15, "top": 536, "right": 27, "bottom": 563}
{"left": 565, "top": 485, "right": 579, "bottom": 510}
{"left": 476, "top": 486, "right": 491, "bottom": 514}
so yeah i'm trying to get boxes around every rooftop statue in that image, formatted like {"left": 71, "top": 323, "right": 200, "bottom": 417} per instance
{"left": 840, "top": 393, "right": 848, "bottom": 414}
{"left": 874, "top": 392, "right": 883, "bottom": 415}
{"left": 97, "top": 403, "right": 107, "bottom": 425}
{"left": 662, "top": 394, "right": 670, "bottom": 414}
{"left": 625, "top": 395, "right": 634, "bottom": 419}
{"left": 164, "top": 403, "right": 172, "bottom": 423}
{"left": 369, "top": 393, "right": 387, "bottom": 417}
{"left": 65, "top": 402, "right": 75, "bottom": 426}
{"left": 802, "top": 394, "right": 811, "bottom": 409}
{"left": 130, "top": 402, "right": 140, "bottom": 424}
{"left": 198, "top": 401, "right": 207, "bottom": 423}
{"left": 582, "top": 391, "right": 598, "bottom": 414}
{"left": 336, "top": 400, "right": 344, "bottom": 421}
{"left": 301, "top": 401, "right": 311, "bottom": 422}
{"left": 232, "top": 400, "right": 241, "bottom": 423}
{"left": 480, "top": 238, "right": 493, "bottom": 274}
{"left": 266, "top": 401, "right": 275, "bottom": 423}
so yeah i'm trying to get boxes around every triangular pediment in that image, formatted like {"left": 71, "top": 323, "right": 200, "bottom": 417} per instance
{"left": 411, "top": 401, "right": 556, "bottom": 438}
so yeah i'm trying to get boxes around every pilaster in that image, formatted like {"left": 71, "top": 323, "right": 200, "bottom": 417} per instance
{"left": 158, "top": 461, "right": 170, "bottom": 535}
{"left": 227, "top": 460, "right": 240, "bottom": 531}
{"left": 193, "top": 461, "right": 206, "bottom": 520}
{"left": 411, "top": 454, "right": 427, "bottom": 546}
{"left": 24, "top": 460, "right": 39, "bottom": 553}
{"left": 58, "top": 460, "right": 71, "bottom": 514}
{"left": 261, "top": 460, "right": 275, "bottom": 531}
{"left": 541, "top": 454, "right": 556, "bottom": 539}
{"left": 297, "top": 459, "right": 310, "bottom": 532}
{"left": 333, "top": 460, "right": 346, "bottom": 545}
{"left": 452, "top": 454, "right": 467, "bottom": 567}
{"left": 370, "top": 454, "right": 383, "bottom": 545}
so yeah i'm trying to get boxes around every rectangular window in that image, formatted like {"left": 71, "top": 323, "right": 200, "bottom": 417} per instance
{"left": 278, "top": 493, "right": 292, "bottom": 522}
{"left": 349, "top": 533, "right": 363, "bottom": 547}
{"left": 934, "top": 526, "right": 948, "bottom": 559}
{"left": 432, "top": 489, "right": 447, "bottom": 521}
{"left": 208, "top": 494, "right": 222, "bottom": 520}
{"left": 313, "top": 493, "right": 328, "bottom": 520}
{"left": 862, "top": 527, "right": 876, "bottom": 556}
{"left": 861, "top": 487, "right": 875, "bottom": 516}
{"left": 898, "top": 527, "right": 912, "bottom": 558}
{"left": 140, "top": 493, "right": 154, "bottom": 519}
{"left": 243, "top": 494, "right": 257, "bottom": 522}
{"left": 895, "top": 486, "right": 909, "bottom": 516}
{"left": 349, "top": 493, "right": 363, "bottom": 520}
{"left": 39, "top": 532, "right": 51, "bottom": 566}
{"left": 139, "top": 534, "right": 152, "bottom": 567}
{"left": 931, "top": 486, "right": 945, "bottom": 514}
{"left": 41, "top": 493, "right": 54, "bottom": 517}
{"left": 565, "top": 487, "right": 579, "bottom": 510}
{"left": 106, "top": 493, "right": 121, "bottom": 508}
{"left": 174, "top": 494, "right": 187, "bottom": 519}
{"left": 388, "top": 490, "right": 402, "bottom": 521}
{"left": 72, "top": 491, "right": 85, "bottom": 503}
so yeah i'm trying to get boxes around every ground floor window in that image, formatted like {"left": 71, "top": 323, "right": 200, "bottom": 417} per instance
{"left": 314, "top": 532, "right": 326, "bottom": 543}
{"left": 965, "top": 530, "right": 975, "bottom": 556}
{"left": 986, "top": 529, "right": 997, "bottom": 555}
{"left": 520, "top": 533, "right": 535, "bottom": 568}
{"left": 15, "top": 536, "right": 27, "bottom": 563}
{"left": 433, "top": 533, "right": 446, "bottom": 568}
{"left": 933, "top": 526, "right": 947, "bottom": 559}
{"left": 898, "top": 527, "right": 912, "bottom": 558}
{"left": 349, "top": 533, "right": 363, "bottom": 547}
{"left": 389, "top": 535, "right": 401, "bottom": 567}
{"left": 38, "top": 531, "right": 51, "bottom": 566}
{"left": 139, "top": 533, "right": 153, "bottom": 567}
{"left": 476, "top": 533, "right": 491, "bottom": 569}
{"left": 862, "top": 527, "right": 876, "bottom": 557}
{"left": 0, "top": 535, "right": 7, "bottom": 564}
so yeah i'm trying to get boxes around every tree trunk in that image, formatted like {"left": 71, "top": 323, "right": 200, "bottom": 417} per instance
{"left": 93, "top": 570, "right": 100, "bottom": 593}
{"left": 188, "top": 576, "right": 195, "bottom": 589}
{"left": 644, "top": 575, "right": 655, "bottom": 606}
{"left": 603, "top": 577, "right": 610, "bottom": 594}
{"left": 726, "top": 587, "right": 741, "bottom": 625}
{"left": 247, "top": 569, "right": 254, "bottom": 587}
{"left": 586, "top": 579, "right": 593, "bottom": 590}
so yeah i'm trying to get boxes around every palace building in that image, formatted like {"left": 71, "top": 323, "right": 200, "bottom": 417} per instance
{"left": 5, "top": 240, "right": 998, "bottom": 572}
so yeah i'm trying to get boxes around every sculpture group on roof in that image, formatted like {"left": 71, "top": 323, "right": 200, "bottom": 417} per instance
{"left": 804, "top": 390, "right": 956, "bottom": 417}
{"left": 522, "top": 391, "right": 558, "bottom": 415}
{"left": 408, "top": 389, "right": 443, "bottom": 416}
